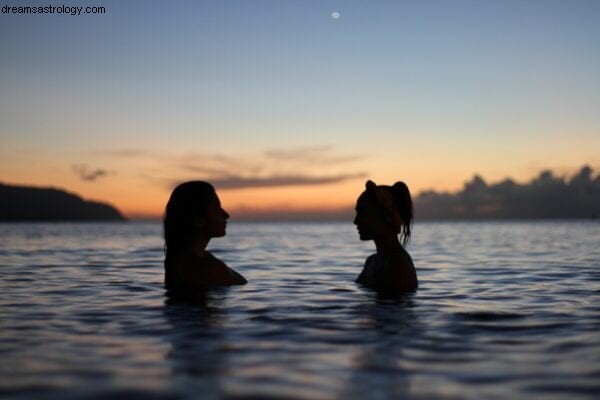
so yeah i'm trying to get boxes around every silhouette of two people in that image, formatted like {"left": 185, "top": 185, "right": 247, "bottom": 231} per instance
{"left": 163, "top": 180, "right": 417, "bottom": 297}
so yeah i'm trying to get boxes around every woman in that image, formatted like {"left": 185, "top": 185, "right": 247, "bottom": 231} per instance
{"left": 163, "top": 181, "right": 246, "bottom": 292}
{"left": 354, "top": 180, "right": 418, "bottom": 292}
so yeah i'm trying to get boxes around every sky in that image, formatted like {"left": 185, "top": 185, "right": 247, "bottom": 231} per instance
{"left": 1, "top": 0, "right": 599, "bottom": 218}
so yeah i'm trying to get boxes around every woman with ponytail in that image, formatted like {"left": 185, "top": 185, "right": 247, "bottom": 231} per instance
{"left": 163, "top": 181, "right": 246, "bottom": 294}
{"left": 353, "top": 180, "right": 418, "bottom": 292}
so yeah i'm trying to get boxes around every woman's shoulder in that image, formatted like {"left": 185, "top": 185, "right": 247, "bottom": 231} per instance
{"left": 356, "top": 253, "right": 379, "bottom": 284}
{"left": 200, "top": 252, "right": 248, "bottom": 285}
{"left": 359, "top": 249, "right": 417, "bottom": 292}
{"left": 365, "top": 253, "right": 378, "bottom": 265}
{"left": 202, "top": 250, "right": 225, "bottom": 264}
{"left": 387, "top": 248, "right": 415, "bottom": 267}
{"left": 166, "top": 250, "right": 246, "bottom": 287}
{"left": 365, "top": 250, "right": 413, "bottom": 269}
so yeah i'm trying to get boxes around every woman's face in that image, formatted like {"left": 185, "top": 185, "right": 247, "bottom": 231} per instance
{"left": 202, "top": 194, "right": 230, "bottom": 238}
{"left": 353, "top": 192, "right": 391, "bottom": 241}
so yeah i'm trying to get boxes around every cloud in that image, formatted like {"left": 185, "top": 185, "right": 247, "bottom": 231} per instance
{"left": 174, "top": 146, "right": 366, "bottom": 190}
{"left": 72, "top": 164, "right": 113, "bottom": 182}
{"left": 93, "top": 149, "right": 153, "bottom": 158}
{"left": 210, "top": 172, "right": 367, "bottom": 190}
{"left": 95, "top": 146, "right": 368, "bottom": 191}
{"left": 415, "top": 165, "right": 600, "bottom": 219}
{"left": 178, "top": 153, "right": 265, "bottom": 176}
{"left": 265, "top": 145, "right": 364, "bottom": 165}
{"left": 97, "top": 148, "right": 263, "bottom": 173}
{"left": 179, "top": 165, "right": 232, "bottom": 176}
{"left": 145, "top": 172, "right": 367, "bottom": 191}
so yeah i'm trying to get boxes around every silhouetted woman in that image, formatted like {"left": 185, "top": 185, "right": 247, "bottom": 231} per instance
{"left": 163, "top": 181, "right": 246, "bottom": 293}
{"left": 354, "top": 180, "right": 418, "bottom": 292}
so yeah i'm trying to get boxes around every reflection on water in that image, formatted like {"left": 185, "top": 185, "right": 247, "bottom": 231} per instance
{"left": 0, "top": 221, "right": 599, "bottom": 399}
{"left": 340, "top": 296, "right": 420, "bottom": 400}
{"left": 164, "top": 290, "right": 229, "bottom": 400}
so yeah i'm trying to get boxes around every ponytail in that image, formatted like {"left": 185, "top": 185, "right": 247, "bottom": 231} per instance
{"left": 390, "top": 181, "right": 413, "bottom": 246}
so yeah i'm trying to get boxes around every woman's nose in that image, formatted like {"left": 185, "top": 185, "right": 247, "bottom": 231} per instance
{"left": 223, "top": 209, "right": 230, "bottom": 219}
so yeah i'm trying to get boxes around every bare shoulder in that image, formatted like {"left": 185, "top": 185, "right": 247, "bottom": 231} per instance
{"left": 356, "top": 254, "right": 377, "bottom": 283}
{"left": 386, "top": 250, "right": 418, "bottom": 290}
{"left": 170, "top": 252, "right": 246, "bottom": 288}
{"left": 387, "top": 249, "right": 416, "bottom": 270}
{"left": 204, "top": 252, "right": 247, "bottom": 285}
{"left": 357, "top": 250, "right": 418, "bottom": 292}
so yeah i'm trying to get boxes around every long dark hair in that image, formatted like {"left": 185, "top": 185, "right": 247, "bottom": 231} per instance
{"left": 382, "top": 181, "right": 413, "bottom": 246}
{"left": 163, "top": 180, "right": 216, "bottom": 263}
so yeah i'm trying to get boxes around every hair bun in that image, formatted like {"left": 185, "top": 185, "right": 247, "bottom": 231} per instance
{"left": 392, "top": 181, "right": 408, "bottom": 190}
{"left": 366, "top": 180, "right": 377, "bottom": 191}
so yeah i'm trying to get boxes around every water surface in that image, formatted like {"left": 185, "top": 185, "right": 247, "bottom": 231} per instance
{"left": 0, "top": 221, "right": 598, "bottom": 399}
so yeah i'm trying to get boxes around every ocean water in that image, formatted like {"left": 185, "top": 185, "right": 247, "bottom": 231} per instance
{"left": 0, "top": 221, "right": 598, "bottom": 400}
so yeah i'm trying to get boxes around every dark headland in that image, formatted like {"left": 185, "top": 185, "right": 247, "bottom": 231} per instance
{"left": 0, "top": 183, "right": 125, "bottom": 221}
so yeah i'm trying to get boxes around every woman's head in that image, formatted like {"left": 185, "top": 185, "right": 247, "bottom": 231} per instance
{"left": 163, "top": 181, "right": 229, "bottom": 253}
{"left": 353, "top": 180, "right": 413, "bottom": 245}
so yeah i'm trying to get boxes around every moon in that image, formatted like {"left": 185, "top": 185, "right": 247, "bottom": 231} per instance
{"left": 331, "top": 11, "right": 340, "bottom": 20}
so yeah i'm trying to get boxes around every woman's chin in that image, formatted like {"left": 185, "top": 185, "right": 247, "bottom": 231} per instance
{"left": 214, "top": 228, "right": 226, "bottom": 237}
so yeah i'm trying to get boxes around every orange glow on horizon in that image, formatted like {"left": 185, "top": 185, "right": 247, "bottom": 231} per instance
{"left": 2, "top": 150, "right": 598, "bottom": 220}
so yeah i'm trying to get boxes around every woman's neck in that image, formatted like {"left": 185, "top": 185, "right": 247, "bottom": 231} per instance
{"left": 190, "top": 235, "right": 210, "bottom": 257}
{"left": 374, "top": 235, "right": 402, "bottom": 254}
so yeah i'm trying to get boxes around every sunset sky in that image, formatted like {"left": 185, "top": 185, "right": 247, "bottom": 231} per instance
{"left": 1, "top": 0, "right": 599, "bottom": 218}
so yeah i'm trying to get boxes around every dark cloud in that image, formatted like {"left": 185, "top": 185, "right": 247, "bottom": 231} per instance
{"left": 175, "top": 147, "right": 366, "bottom": 189}
{"left": 72, "top": 164, "right": 112, "bottom": 182}
{"left": 265, "top": 145, "right": 363, "bottom": 165}
{"left": 415, "top": 165, "right": 600, "bottom": 219}
{"left": 98, "top": 147, "right": 368, "bottom": 191}
{"left": 210, "top": 172, "right": 367, "bottom": 190}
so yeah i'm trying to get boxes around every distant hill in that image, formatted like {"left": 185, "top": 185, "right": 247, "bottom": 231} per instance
{"left": 0, "top": 183, "right": 125, "bottom": 221}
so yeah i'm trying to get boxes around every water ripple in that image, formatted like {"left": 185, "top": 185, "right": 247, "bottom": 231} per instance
{"left": 0, "top": 221, "right": 598, "bottom": 399}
